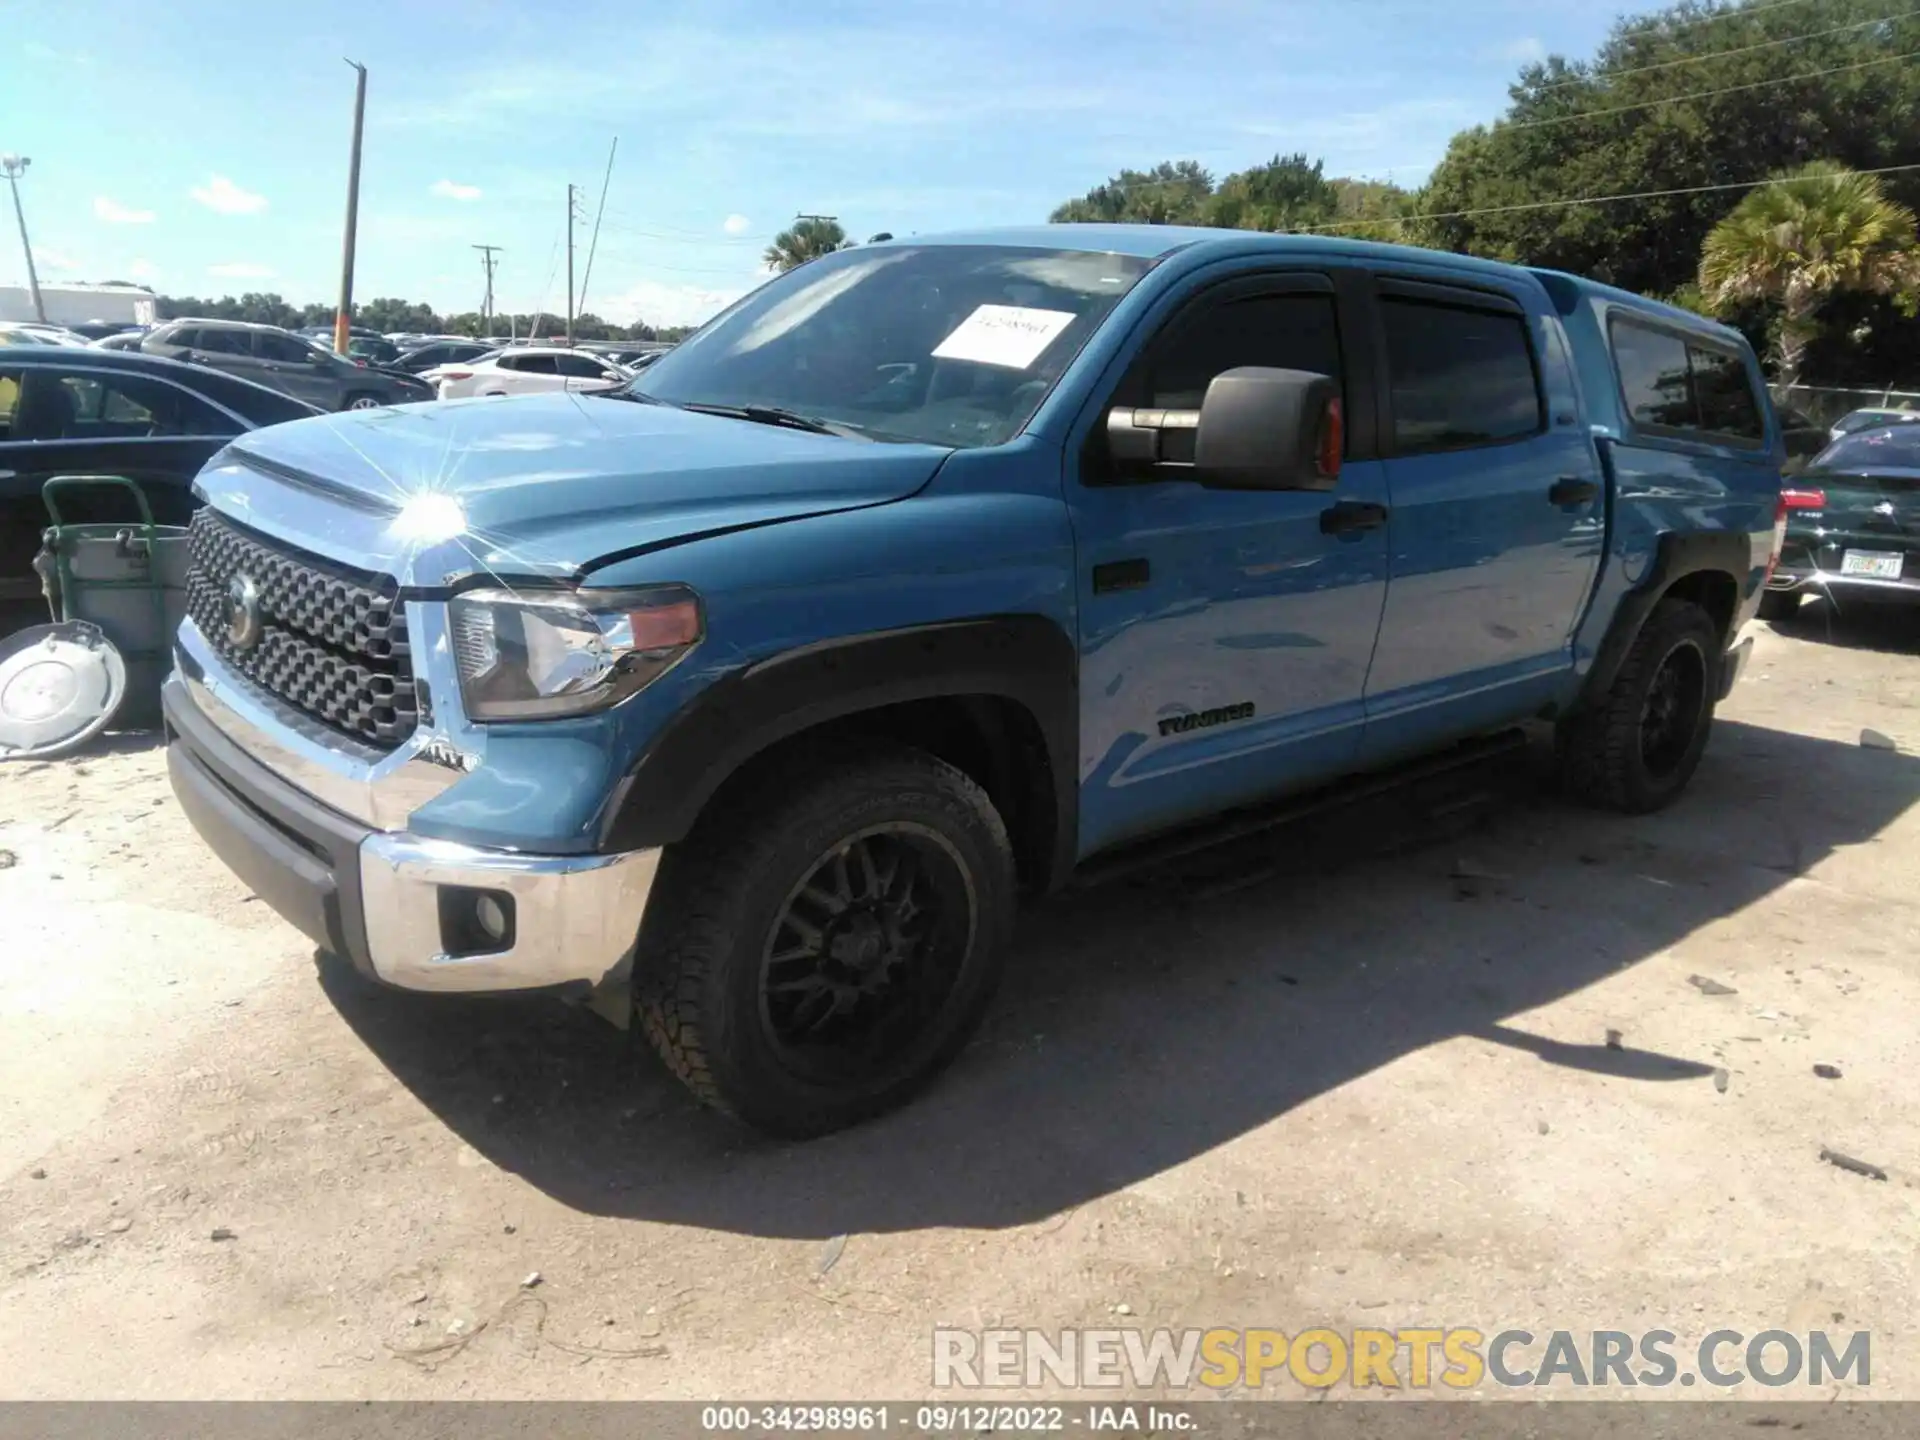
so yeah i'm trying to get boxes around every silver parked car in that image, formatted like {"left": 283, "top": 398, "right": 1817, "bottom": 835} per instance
{"left": 139, "top": 319, "right": 433, "bottom": 411}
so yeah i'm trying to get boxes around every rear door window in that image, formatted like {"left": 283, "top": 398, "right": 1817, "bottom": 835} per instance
{"left": 196, "top": 328, "right": 251, "bottom": 356}
{"left": 510, "top": 354, "right": 558, "bottom": 375}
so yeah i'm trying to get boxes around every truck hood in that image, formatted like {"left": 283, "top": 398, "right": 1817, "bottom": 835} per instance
{"left": 211, "top": 391, "right": 951, "bottom": 583}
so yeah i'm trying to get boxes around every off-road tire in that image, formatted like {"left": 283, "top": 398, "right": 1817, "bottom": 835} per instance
{"left": 1756, "top": 588, "right": 1800, "bottom": 623}
{"left": 634, "top": 745, "right": 1017, "bottom": 1137}
{"left": 1558, "top": 598, "right": 1721, "bottom": 814}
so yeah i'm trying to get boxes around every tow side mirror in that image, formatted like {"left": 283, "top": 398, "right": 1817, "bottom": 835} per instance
{"left": 1106, "top": 367, "right": 1342, "bottom": 492}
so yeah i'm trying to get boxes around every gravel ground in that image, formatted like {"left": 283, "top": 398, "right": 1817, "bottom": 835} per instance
{"left": 2, "top": 604, "right": 1918, "bottom": 1401}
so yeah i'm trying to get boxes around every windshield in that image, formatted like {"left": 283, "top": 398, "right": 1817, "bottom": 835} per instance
{"left": 632, "top": 244, "right": 1153, "bottom": 448}
{"left": 1816, "top": 425, "right": 1920, "bottom": 472}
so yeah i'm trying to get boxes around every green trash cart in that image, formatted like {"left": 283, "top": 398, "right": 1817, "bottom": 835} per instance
{"left": 31, "top": 475, "right": 191, "bottom": 728}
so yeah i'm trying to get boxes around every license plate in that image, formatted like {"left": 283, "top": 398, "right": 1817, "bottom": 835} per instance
{"left": 1841, "top": 550, "right": 1904, "bottom": 579}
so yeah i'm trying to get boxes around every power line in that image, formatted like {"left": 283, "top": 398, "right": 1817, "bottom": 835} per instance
{"left": 1062, "top": 6, "right": 1915, "bottom": 202}
{"left": 527, "top": 227, "right": 562, "bottom": 340}
{"left": 596, "top": 208, "right": 774, "bottom": 243}
{"left": 1534, "top": 7, "right": 1920, "bottom": 92}
{"left": 576, "top": 137, "right": 618, "bottom": 317}
{"left": 1083, "top": 40, "right": 1920, "bottom": 201}
{"left": 592, "top": 217, "right": 767, "bottom": 245}
{"left": 1298, "top": 159, "right": 1920, "bottom": 234}
{"left": 1075, "top": 39, "right": 1920, "bottom": 200}
{"left": 1622, "top": 0, "right": 1824, "bottom": 35}
{"left": 1495, "top": 44, "right": 1920, "bottom": 133}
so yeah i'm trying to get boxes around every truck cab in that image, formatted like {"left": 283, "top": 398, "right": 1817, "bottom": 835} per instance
{"left": 162, "top": 227, "right": 1784, "bottom": 1135}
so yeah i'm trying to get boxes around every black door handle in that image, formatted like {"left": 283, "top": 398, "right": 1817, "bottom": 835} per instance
{"left": 1319, "top": 500, "right": 1388, "bottom": 536}
{"left": 1549, "top": 476, "right": 1599, "bottom": 506}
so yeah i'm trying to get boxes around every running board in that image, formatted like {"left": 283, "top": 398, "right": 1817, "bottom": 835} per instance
{"left": 1071, "top": 728, "right": 1530, "bottom": 889}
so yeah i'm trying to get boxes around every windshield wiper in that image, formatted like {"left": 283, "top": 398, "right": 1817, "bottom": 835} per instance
{"left": 677, "top": 401, "right": 867, "bottom": 439}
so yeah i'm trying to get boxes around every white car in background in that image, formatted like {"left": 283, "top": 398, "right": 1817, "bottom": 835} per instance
{"left": 0, "top": 321, "right": 92, "bottom": 347}
{"left": 422, "top": 346, "right": 633, "bottom": 400}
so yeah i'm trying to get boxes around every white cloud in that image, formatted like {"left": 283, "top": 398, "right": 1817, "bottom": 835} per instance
{"left": 190, "top": 175, "right": 268, "bottom": 215}
{"left": 94, "top": 195, "right": 154, "bottom": 224}
{"left": 1498, "top": 37, "right": 1548, "bottom": 65}
{"left": 430, "top": 179, "right": 482, "bottom": 201}
{"left": 603, "top": 277, "right": 749, "bottom": 330}
{"left": 128, "top": 258, "right": 157, "bottom": 279}
{"left": 208, "top": 262, "right": 276, "bottom": 280}
{"left": 722, "top": 213, "right": 751, "bottom": 236}
{"left": 37, "top": 248, "right": 80, "bottom": 271}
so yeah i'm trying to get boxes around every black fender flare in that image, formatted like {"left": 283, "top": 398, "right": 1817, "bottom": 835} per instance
{"left": 1580, "top": 529, "right": 1750, "bottom": 707}
{"left": 598, "top": 615, "right": 1080, "bottom": 886}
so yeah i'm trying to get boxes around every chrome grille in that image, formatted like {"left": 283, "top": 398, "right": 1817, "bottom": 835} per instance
{"left": 184, "top": 509, "right": 419, "bottom": 748}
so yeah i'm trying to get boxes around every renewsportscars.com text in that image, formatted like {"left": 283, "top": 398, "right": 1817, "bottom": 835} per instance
{"left": 931, "top": 1327, "right": 1871, "bottom": 1390}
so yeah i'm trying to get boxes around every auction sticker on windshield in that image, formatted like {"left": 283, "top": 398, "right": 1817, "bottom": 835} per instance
{"left": 932, "top": 304, "right": 1077, "bottom": 369}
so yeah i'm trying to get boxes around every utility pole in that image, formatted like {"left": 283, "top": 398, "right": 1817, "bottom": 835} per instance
{"left": 333, "top": 59, "right": 368, "bottom": 356}
{"left": 1, "top": 155, "right": 46, "bottom": 323}
{"left": 565, "top": 183, "right": 584, "bottom": 343}
{"left": 473, "top": 243, "right": 501, "bottom": 337}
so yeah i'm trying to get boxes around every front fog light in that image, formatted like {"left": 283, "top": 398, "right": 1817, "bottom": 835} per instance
{"left": 449, "top": 585, "right": 702, "bottom": 721}
{"left": 438, "top": 887, "right": 516, "bottom": 956}
{"left": 474, "top": 893, "right": 510, "bottom": 943}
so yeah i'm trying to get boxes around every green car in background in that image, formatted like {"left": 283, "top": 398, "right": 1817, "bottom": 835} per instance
{"left": 1765, "top": 423, "right": 1920, "bottom": 621}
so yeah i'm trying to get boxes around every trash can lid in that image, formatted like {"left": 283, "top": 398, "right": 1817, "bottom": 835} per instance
{"left": 0, "top": 621, "right": 128, "bottom": 760}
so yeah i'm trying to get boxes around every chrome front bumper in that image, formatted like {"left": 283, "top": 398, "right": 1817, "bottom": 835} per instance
{"left": 359, "top": 831, "right": 659, "bottom": 993}
{"left": 166, "top": 622, "right": 661, "bottom": 996}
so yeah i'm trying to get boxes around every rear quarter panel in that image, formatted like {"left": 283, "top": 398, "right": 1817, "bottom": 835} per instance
{"left": 1538, "top": 274, "right": 1783, "bottom": 676}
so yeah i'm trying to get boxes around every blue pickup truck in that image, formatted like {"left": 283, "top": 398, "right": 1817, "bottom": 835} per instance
{"left": 161, "top": 226, "right": 1785, "bottom": 1135}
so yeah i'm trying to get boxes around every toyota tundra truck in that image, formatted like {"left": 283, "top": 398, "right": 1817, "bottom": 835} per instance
{"left": 162, "top": 226, "right": 1785, "bottom": 1136}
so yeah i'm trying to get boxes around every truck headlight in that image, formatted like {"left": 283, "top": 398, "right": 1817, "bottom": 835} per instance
{"left": 448, "top": 585, "right": 702, "bottom": 721}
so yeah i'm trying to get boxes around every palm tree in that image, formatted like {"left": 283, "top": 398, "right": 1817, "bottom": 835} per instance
{"left": 763, "top": 217, "right": 850, "bottom": 273}
{"left": 1699, "top": 163, "right": 1920, "bottom": 388}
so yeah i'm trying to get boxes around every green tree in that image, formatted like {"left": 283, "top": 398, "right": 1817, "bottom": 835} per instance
{"left": 356, "top": 297, "right": 440, "bottom": 333}
{"left": 1051, "top": 161, "right": 1214, "bottom": 225}
{"left": 1206, "top": 154, "right": 1339, "bottom": 232}
{"left": 1699, "top": 163, "right": 1920, "bottom": 385}
{"left": 1049, "top": 157, "right": 1409, "bottom": 235}
{"left": 442, "top": 310, "right": 487, "bottom": 338}
{"left": 1419, "top": 0, "right": 1920, "bottom": 298}
{"left": 764, "top": 217, "right": 850, "bottom": 272}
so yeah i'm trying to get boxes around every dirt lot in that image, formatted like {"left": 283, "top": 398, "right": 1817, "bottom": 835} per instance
{"left": 3, "top": 605, "right": 1919, "bottom": 1401}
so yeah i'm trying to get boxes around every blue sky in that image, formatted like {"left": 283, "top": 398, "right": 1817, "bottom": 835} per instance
{"left": 6, "top": 0, "right": 1624, "bottom": 328}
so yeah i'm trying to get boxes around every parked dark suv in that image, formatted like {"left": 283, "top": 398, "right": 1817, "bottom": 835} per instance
{"left": 140, "top": 320, "right": 432, "bottom": 411}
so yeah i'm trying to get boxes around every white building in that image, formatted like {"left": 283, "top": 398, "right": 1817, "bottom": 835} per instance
{"left": 0, "top": 281, "right": 157, "bottom": 326}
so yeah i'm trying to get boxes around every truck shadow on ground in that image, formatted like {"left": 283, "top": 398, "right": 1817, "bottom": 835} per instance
{"left": 320, "top": 718, "right": 1917, "bottom": 1238}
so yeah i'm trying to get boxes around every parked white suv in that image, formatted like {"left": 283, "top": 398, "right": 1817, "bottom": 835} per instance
{"left": 423, "top": 346, "right": 631, "bottom": 400}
